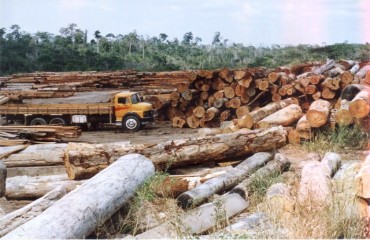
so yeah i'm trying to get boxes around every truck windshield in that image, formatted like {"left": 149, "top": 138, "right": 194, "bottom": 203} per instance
{"left": 131, "top": 93, "right": 142, "bottom": 104}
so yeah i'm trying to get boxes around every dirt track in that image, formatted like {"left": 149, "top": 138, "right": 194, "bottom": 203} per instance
{"left": 77, "top": 121, "right": 198, "bottom": 145}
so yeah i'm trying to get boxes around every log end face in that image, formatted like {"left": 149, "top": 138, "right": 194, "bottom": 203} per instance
{"left": 177, "top": 193, "right": 195, "bottom": 209}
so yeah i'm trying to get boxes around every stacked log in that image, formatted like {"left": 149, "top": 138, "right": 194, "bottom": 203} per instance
{"left": 167, "top": 60, "right": 370, "bottom": 129}
{"left": 0, "top": 125, "right": 81, "bottom": 145}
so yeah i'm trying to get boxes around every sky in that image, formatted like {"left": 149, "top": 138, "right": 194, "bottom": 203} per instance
{"left": 0, "top": 0, "right": 369, "bottom": 46}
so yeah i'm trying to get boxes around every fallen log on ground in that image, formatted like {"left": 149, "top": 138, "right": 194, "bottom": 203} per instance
{"left": 230, "top": 153, "right": 291, "bottom": 198}
{"left": 135, "top": 193, "right": 248, "bottom": 238}
{"left": 224, "top": 212, "right": 270, "bottom": 235}
{"left": 2, "top": 143, "right": 67, "bottom": 168}
{"left": 297, "top": 152, "right": 341, "bottom": 206}
{"left": 176, "top": 152, "right": 273, "bottom": 209}
{"left": 65, "top": 126, "right": 288, "bottom": 180}
{"left": 0, "top": 145, "right": 27, "bottom": 159}
{"left": 163, "top": 167, "right": 233, "bottom": 197}
{"left": 3, "top": 154, "right": 155, "bottom": 239}
{"left": 0, "top": 185, "right": 68, "bottom": 237}
{"left": 5, "top": 174, "right": 83, "bottom": 200}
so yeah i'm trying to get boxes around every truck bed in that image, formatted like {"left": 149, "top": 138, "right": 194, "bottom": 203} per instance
{"left": 0, "top": 103, "right": 113, "bottom": 115}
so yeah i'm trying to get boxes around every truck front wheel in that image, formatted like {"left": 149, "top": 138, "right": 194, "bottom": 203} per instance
{"left": 123, "top": 116, "right": 141, "bottom": 131}
{"left": 30, "top": 117, "right": 47, "bottom": 125}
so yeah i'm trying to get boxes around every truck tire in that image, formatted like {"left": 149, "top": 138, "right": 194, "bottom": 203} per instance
{"left": 49, "top": 117, "right": 66, "bottom": 125}
{"left": 30, "top": 117, "right": 47, "bottom": 125}
{"left": 123, "top": 115, "right": 141, "bottom": 131}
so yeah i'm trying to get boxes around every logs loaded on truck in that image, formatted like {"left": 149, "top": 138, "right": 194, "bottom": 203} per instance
{"left": 0, "top": 91, "right": 157, "bottom": 131}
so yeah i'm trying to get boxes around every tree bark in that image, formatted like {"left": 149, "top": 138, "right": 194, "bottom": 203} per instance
{"left": 5, "top": 174, "right": 83, "bottom": 200}
{"left": 3, "top": 154, "right": 155, "bottom": 239}
{"left": 65, "top": 126, "right": 288, "bottom": 180}
{"left": 230, "top": 153, "right": 290, "bottom": 199}
{"left": 313, "top": 59, "right": 335, "bottom": 74}
{"left": 306, "top": 99, "right": 331, "bottom": 127}
{"left": 177, "top": 152, "right": 273, "bottom": 209}
{"left": 135, "top": 193, "right": 248, "bottom": 238}
{"left": 1, "top": 144, "right": 67, "bottom": 168}
{"left": 256, "top": 104, "right": 302, "bottom": 128}
{"left": 246, "top": 98, "right": 297, "bottom": 127}
{"left": 297, "top": 152, "right": 341, "bottom": 206}
{"left": 0, "top": 186, "right": 68, "bottom": 237}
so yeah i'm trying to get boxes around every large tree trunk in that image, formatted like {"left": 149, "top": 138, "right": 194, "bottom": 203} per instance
{"left": 3, "top": 154, "right": 155, "bottom": 239}
{"left": 1, "top": 144, "right": 67, "bottom": 168}
{"left": 306, "top": 99, "right": 331, "bottom": 127}
{"left": 5, "top": 174, "right": 83, "bottom": 200}
{"left": 0, "top": 186, "right": 68, "bottom": 237}
{"left": 0, "top": 145, "right": 27, "bottom": 159}
{"left": 231, "top": 153, "right": 291, "bottom": 198}
{"left": 297, "top": 152, "right": 341, "bottom": 206}
{"left": 135, "top": 193, "right": 248, "bottom": 238}
{"left": 65, "top": 126, "right": 288, "bottom": 180}
{"left": 256, "top": 104, "right": 302, "bottom": 128}
{"left": 176, "top": 152, "right": 273, "bottom": 209}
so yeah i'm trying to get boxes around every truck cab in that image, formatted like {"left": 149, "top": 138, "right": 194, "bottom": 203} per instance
{"left": 113, "top": 91, "right": 157, "bottom": 130}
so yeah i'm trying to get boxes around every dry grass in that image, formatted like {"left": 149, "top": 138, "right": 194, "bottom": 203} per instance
{"left": 94, "top": 171, "right": 183, "bottom": 238}
{"left": 303, "top": 125, "right": 368, "bottom": 154}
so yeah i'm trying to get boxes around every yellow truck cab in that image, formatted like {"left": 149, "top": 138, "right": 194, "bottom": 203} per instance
{"left": 113, "top": 91, "right": 157, "bottom": 130}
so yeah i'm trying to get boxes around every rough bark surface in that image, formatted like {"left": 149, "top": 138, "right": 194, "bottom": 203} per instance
{"left": 5, "top": 174, "right": 83, "bottom": 200}
{"left": 0, "top": 186, "right": 68, "bottom": 237}
{"left": 3, "top": 154, "right": 155, "bottom": 239}
{"left": 65, "top": 126, "right": 288, "bottom": 180}
{"left": 176, "top": 152, "right": 273, "bottom": 209}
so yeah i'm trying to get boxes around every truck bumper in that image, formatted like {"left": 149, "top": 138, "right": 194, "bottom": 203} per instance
{"left": 141, "top": 116, "right": 155, "bottom": 125}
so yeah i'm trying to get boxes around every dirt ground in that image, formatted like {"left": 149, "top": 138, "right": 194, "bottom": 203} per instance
{"left": 76, "top": 121, "right": 199, "bottom": 145}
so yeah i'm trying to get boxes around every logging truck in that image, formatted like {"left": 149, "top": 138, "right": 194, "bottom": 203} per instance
{"left": 0, "top": 91, "right": 157, "bottom": 131}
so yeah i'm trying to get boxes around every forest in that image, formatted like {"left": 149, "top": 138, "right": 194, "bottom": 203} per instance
{"left": 0, "top": 23, "right": 369, "bottom": 75}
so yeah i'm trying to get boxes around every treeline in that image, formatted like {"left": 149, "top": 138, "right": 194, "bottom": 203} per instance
{"left": 0, "top": 23, "right": 369, "bottom": 75}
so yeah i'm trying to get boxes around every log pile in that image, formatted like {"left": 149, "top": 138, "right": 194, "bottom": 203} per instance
{"left": 0, "top": 70, "right": 193, "bottom": 101}
{"left": 167, "top": 60, "right": 370, "bottom": 130}
{"left": 0, "top": 126, "right": 81, "bottom": 146}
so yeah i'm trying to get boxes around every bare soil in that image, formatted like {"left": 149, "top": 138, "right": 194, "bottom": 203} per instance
{"left": 76, "top": 121, "right": 199, "bottom": 145}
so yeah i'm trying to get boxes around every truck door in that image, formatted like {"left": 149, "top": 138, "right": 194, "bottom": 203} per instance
{"left": 115, "top": 97, "right": 130, "bottom": 121}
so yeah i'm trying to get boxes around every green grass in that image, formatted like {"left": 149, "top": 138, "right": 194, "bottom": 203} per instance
{"left": 247, "top": 170, "right": 284, "bottom": 210}
{"left": 302, "top": 125, "right": 368, "bottom": 154}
